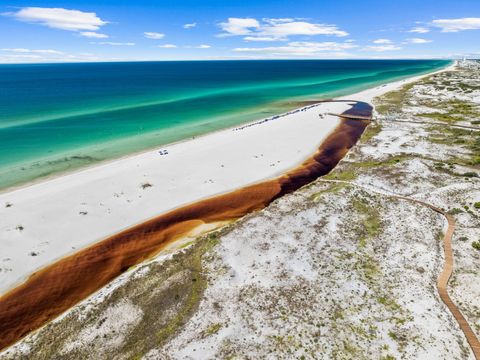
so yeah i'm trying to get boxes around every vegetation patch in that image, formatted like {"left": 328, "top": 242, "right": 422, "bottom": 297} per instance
{"left": 324, "top": 169, "right": 357, "bottom": 181}
{"left": 428, "top": 125, "right": 480, "bottom": 166}
{"left": 356, "top": 254, "right": 381, "bottom": 281}
{"left": 417, "top": 99, "right": 480, "bottom": 123}
{"left": 360, "top": 122, "right": 383, "bottom": 143}
{"left": 154, "top": 233, "right": 220, "bottom": 345}
{"left": 373, "top": 83, "right": 415, "bottom": 115}
{"left": 311, "top": 182, "right": 347, "bottom": 201}
{"left": 202, "top": 322, "right": 223, "bottom": 338}
{"left": 351, "top": 197, "right": 382, "bottom": 247}
{"left": 377, "top": 295, "right": 401, "bottom": 312}
{"left": 448, "top": 208, "right": 463, "bottom": 215}
{"left": 355, "top": 154, "right": 413, "bottom": 169}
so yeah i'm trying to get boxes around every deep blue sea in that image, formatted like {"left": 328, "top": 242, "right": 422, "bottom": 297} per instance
{"left": 0, "top": 59, "right": 449, "bottom": 190}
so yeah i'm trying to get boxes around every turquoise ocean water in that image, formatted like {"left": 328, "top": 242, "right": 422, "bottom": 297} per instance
{"left": 0, "top": 60, "right": 449, "bottom": 190}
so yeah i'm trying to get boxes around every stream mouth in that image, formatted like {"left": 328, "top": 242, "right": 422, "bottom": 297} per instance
{"left": 0, "top": 101, "right": 372, "bottom": 351}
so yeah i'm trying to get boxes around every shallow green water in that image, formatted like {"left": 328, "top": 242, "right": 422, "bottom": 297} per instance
{"left": 0, "top": 59, "right": 449, "bottom": 190}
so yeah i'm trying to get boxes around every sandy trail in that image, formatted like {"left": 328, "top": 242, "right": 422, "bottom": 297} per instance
{"left": 379, "top": 118, "right": 480, "bottom": 131}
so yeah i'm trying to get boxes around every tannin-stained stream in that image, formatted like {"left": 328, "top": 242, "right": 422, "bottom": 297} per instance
{"left": 0, "top": 101, "right": 371, "bottom": 351}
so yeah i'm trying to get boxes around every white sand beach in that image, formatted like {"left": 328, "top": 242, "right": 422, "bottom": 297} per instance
{"left": 0, "top": 66, "right": 453, "bottom": 296}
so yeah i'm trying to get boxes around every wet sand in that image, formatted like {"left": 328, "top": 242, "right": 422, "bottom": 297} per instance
{"left": 0, "top": 102, "right": 370, "bottom": 351}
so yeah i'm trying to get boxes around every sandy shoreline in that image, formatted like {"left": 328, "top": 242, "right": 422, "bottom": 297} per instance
{"left": 0, "top": 101, "right": 345, "bottom": 294}
{"left": 0, "top": 63, "right": 453, "bottom": 298}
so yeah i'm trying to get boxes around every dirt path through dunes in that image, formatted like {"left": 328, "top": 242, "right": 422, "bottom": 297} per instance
{"left": 379, "top": 118, "right": 480, "bottom": 131}
{"left": 320, "top": 180, "right": 480, "bottom": 359}
{"left": 0, "top": 101, "right": 371, "bottom": 351}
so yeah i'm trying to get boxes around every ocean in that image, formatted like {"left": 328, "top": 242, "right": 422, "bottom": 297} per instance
{"left": 0, "top": 59, "right": 449, "bottom": 190}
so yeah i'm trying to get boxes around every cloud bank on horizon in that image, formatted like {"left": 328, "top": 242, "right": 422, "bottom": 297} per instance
{"left": 0, "top": 2, "right": 479, "bottom": 63}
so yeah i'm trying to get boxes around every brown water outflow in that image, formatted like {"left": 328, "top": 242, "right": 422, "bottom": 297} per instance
{"left": 0, "top": 101, "right": 371, "bottom": 351}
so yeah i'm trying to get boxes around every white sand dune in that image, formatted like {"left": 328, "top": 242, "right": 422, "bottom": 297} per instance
{"left": 0, "top": 65, "right": 453, "bottom": 296}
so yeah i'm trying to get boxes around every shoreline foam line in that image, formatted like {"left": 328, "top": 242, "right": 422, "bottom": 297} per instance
{"left": 0, "top": 101, "right": 371, "bottom": 351}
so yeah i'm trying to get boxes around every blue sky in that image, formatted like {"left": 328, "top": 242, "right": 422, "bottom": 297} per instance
{"left": 0, "top": 0, "right": 479, "bottom": 63}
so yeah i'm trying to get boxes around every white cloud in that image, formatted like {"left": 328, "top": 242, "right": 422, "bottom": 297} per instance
{"left": 183, "top": 44, "right": 212, "bottom": 49}
{"left": 409, "top": 26, "right": 430, "bottom": 34}
{"left": 93, "top": 42, "right": 135, "bottom": 46}
{"left": 183, "top": 22, "right": 196, "bottom": 29}
{"left": 5, "top": 7, "right": 107, "bottom": 31}
{"left": 156, "top": 44, "right": 177, "bottom": 48}
{"left": 431, "top": 17, "right": 480, "bottom": 32}
{"left": 1, "top": 48, "right": 63, "bottom": 54}
{"left": 0, "top": 50, "right": 102, "bottom": 64}
{"left": 288, "top": 42, "right": 356, "bottom": 50}
{"left": 363, "top": 44, "right": 402, "bottom": 52}
{"left": 259, "top": 21, "right": 348, "bottom": 39}
{"left": 219, "top": 17, "right": 348, "bottom": 41}
{"left": 0, "top": 54, "right": 42, "bottom": 60}
{"left": 218, "top": 18, "right": 260, "bottom": 36}
{"left": 243, "top": 36, "right": 280, "bottom": 42}
{"left": 262, "top": 18, "right": 296, "bottom": 25}
{"left": 80, "top": 31, "right": 108, "bottom": 38}
{"left": 144, "top": 32, "right": 165, "bottom": 39}
{"left": 373, "top": 39, "right": 392, "bottom": 44}
{"left": 233, "top": 41, "right": 356, "bottom": 56}
{"left": 405, "top": 38, "right": 432, "bottom": 44}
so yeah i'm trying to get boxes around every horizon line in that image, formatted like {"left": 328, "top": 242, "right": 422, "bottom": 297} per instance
{"left": 0, "top": 57, "right": 460, "bottom": 65}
